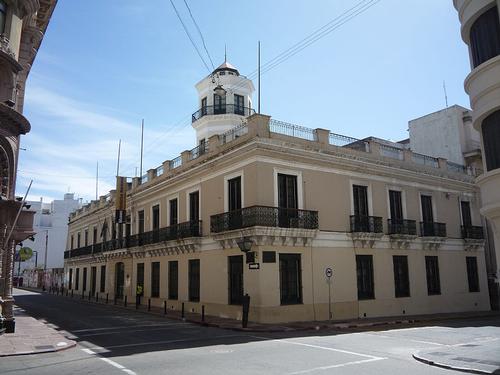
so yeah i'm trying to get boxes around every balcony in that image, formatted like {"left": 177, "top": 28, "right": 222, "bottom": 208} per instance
{"left": 461, "top": 225, "right": 484, "bottom": 240}
{"left": 387, "top": 219, "right": 417, "bottom": 236}
{"left": 192, "top": 104, "right": 255, "bottom": 123}
{"left": 350, "top": 215, "right": 383, "bottom": 233}
{"left": 211, "top": 206, "right": 318, "bottom": 233}
{"left": 420, "top": 222, "right": 447, "bottom": 237}
{"left": 64, "top": 221, "right": 202, "bottom": 259}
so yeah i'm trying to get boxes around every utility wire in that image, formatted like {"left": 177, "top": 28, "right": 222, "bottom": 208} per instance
{"left": 169, "top": 0, "right": 211, "bottom": 72}
{"left": 182, "top": 0, "right": 215, "bottom": 70}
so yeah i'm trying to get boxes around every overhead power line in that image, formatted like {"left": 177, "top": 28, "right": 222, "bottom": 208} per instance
{"left": 182, "top": 0, "right": 215, "bottom": 70}
{"left": 169, "top": 0, "right": 211, "bottom": 72}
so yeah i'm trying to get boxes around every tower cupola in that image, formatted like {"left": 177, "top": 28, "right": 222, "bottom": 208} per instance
{"left": 191, "top": 61, "right": 255, "bottom": 143}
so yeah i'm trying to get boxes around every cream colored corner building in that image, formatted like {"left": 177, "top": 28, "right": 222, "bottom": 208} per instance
{"left": 64, "top": 62, "right": 490, "bottom": 323}
{"left": 453, "top": 0, "right": 500, "bottom": 306}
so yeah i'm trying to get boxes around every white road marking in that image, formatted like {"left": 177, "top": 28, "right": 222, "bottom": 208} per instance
{"left": 78, "top": 325, "right": 198, "bottom": 337}
{"left": 81, "top": 348, "right": 137, "bottom": 375}
{"left": 289, "top": 358, "right": 384, "bottom": 374}
{"left": 88, "top": 334, "right": 244, "bottom": 350}
{"left": 72, "top": 323, "right": 186, "bottom": 333}
{"left": 366, "top": 333, "right": 446, "bottom": 346}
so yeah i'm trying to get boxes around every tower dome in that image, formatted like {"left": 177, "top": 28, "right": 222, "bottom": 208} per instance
{"left": 191, "top": 61, "right": 255, "bottom": 143}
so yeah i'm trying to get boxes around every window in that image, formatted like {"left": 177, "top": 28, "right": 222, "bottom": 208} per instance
{"left": 0, "top": 1, "right": 6, "bottom": 34}
{"left": 228, "top": 176, "right": 242, "bottom": 211}
{"left": 389, "top": 190, "right": 403, "bottom": 220}
{"left": 189, "top": 191, "right": 199, "bottom": 222}
{"left": 138, "top": 210, "right": 144, "bottom": 234}
{"left": 152, "top": 205, "right": 160, "bottom": 231}
{"left": 102, "top": 220, "right": 108, "bottom": 242}
{"left": 393, "top": 256, "right": 410, "bottom": 298}
{"left": 90, "top": 266, "right": 97, "bottom": 295}
{"left": 461, "top": 201, "right": 472, "bottom": 227}
{"left": 356, "top": 255, "right": 374, "bottom": 300}
{"left": 100, "top": 265, "right": 106, "bottom": 293}
{"left": 470, "top": 6, "right": 500, "bottom": 68}
{"left": 278, "top": 174, "right": 298, "bottom": 209}
{"left": 263, "top": 251, "right": 276, "bottom": 263}
{"left": 82, "top": 267, "right": 87, "bottom": 292}
{"left": 279, "top": 253, "right": 302, "bottom": 304}
{"left": 234, "top": 94, "right": 244, "bottom": 115}
{"left": 93, "top": 227, "right": 97, "bottom": 245}
{"left": 201, "top": 97, "right": 207, "bottom": 115}
{"left": 70, "top": 235, "right": 74, "bottom": 250}
{"left": 189, "top": 259, "right": 200, "bottom": 302}
{"left": 278, "top": 174, "right": 298, "bottom": 227}
{"left": 136, "top": 263, "right": 144, "bottom": 295}
{"left": 466, "top": 257, "right": 480, "bottom": 292}
{"left": 228, "top": 255, "right": 243, "bottom": 305}
{"left": 425, "top": 256, "right": 441, "bottom": 295}
{"left": 75, "top": 268, "right": 80, "bottom": 290}
{"left": 69, "top": 268, "right": 73, "bottom": 290}
{"left": 214, "top": 93, "right": 226, "bottom": 114}
{"left": 77, "top": 233, "right": 81, "bottom": 248}
{"left": 353, "top": 185, "right": 369, "bottom": 217}
{"left": 151, "top": 262, "right": 160, "bottom": 298}
{"left": 482, "top": 110, "right": 500, "bottom": 171}
{"left": 421, "top": 195, "right": 434, "bottom": 222}
{"left": 168, "top": 261, "right": 178, "bottom": 300}
{"left": 352, "top": 185, "right": 369, "bottom": 232}
{"left": 169, "top": 198, "right": 178, "bottom": 226}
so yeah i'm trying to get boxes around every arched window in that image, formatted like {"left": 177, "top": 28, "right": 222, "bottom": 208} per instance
{"left": 482, "top": 110, "right": 500, "bottom": 171}
{"left": 0, "top": 145, "right": 9, "bottom": 198}
{"left": 470, "top": 6, "right": 500, "bottom": 68}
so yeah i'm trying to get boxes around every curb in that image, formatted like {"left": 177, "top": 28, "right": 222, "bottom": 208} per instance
{"left": 0, "top": 340, "right": 77, "bottom": 357}
{"left": 412, "top": 353, "right": 494, "bottom": 375}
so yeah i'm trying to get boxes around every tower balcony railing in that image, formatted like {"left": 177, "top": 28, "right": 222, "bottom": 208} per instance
{"left": 419, "top": 221, "right": 447, "bottom": 237}
{"left": 192, "top": 104, "right": 255, "bottom": 123}
{"left": 64, "top": 220, "right": 202, "bottom": 259}
{"left": 210, "top": 206, "right": 318, "bottom": 233}
{"left": 350, "top": 215, "right": 383, "bottom": 233}
{"left": 387, "top": 219, "right": 417, "bottom": 235}
{"left": 461, "top": 225, "right": 484, "bottom": 240}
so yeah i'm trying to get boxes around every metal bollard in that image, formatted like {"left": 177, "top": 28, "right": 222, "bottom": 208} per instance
{"left": 96, "top": 293, "right": 99, "bottom": 302}
{"left": 164, "top": 300, "right": 167, "bottom": 315}
{"left": 114, "top": 295, "right": 117, "bottom": 305}
{"left": 88, "top": 291, "right": 91, "bottom": 301}
{"left": 81, "top": 291, "right": 84, "bottom": 300}
{"left": 106, "top": 293, "right": 109, "bottom": 304}
{"left": 124, "top": 295, "right": 127, "bottom": 307}
{"left": 66, "top": 289, "right": 69, "bottom": 297}
{"left": 202, "top": 305, "right": 205, "bottom": 322}
{"left": 242, "top": 294, "right": 250, "bottom": 328}
{"left": 71, "top": 289, "right": 74, "bottom": 298}
{"left": 148, "top": 298, "right": 151, "bottom": 311}
{"left": 181, "top": 302, "right": 185, "bottom": 319}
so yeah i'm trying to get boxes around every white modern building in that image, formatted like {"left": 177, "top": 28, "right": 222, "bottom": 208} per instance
{"left": 21, "top": 193, "right": 80, "bottom": 286}
{"left": 409, "top": 105, "right": 482, "bottom": 172}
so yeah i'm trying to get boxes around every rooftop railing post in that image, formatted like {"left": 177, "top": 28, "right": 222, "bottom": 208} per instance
{"left": 181, "top": 150, "right": 190, "bottom": 166}
{"left": 315, "top": 128, "right": 330, "bottom": 145}
{"left": 437, "top": 157, "right": 448, "bottom": 170}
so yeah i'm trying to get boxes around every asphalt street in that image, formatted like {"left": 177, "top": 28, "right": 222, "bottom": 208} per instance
{"left": 1, "top": 289, "right": 499, "bottom": 375}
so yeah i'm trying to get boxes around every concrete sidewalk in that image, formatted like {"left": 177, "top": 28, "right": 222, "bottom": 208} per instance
{"left": 0, "top": 306, "right": 76, "bottom": 357}
{"left": 413, "top": 339, "right": 500, "bottom": 374}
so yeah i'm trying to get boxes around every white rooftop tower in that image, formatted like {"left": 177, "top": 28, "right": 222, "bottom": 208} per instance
{"left": 192, "top": 61, "right": 255, "bottom": 143}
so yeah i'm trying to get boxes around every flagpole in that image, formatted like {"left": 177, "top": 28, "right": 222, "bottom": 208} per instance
{"left": 116, "top": 139, "right": 121, "bottom": 177}
{"left": 140, "top": 119, "right": 144, "bottom": 180}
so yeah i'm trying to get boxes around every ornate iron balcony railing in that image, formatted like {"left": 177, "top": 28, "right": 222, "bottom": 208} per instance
{"left": 461, "top": 225, "right": 484, "bottom": 240}
{"left": 210, "top": 205, "right": 318, "bottom": 233}
{"left": 192, "top": 104, "right": 255, "bottom": 123}
{"left": 420, "top": 221, "right": 447, "bottom": 237}
{"left": 387, "top": 219, "right": 417, "bottom": 235}
{"left": 350, "top": 215, "right": 383, "bottom": 233}
{"left": 64, "top": 220, "right": 202, "bottom": 259}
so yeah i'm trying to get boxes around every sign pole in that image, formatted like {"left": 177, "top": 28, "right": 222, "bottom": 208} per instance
{"left": 325, "top": 267, "right": 333, "bottom": 322}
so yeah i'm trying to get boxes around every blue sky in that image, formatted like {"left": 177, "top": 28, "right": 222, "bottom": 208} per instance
{"left": 17, "top": 0, "right": 471, "bottom": 203}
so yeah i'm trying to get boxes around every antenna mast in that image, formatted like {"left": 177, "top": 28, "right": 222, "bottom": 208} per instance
{"left": 443, "top": 81, "right": 449, "bottom": 108}
{"left": 258, "top": 41, "right": 261, "bottom": 114}
{"left": 140, "top": 119, "right": 144, "bottom": 180}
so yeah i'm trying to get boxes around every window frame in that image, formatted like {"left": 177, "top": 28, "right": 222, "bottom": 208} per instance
{"left": 425, "top": 256, "right": 441, "bottom": 295}
{"left": 188, "top": 259, "right": 200, "bottom": 302}
{"left": 279, "top": 253, "right": 303, "bottom": 305}
{"left": 168, "top": 260, "right": 179, "bottom": 300}
{"left": 466, "top": 256, "right": 480, "bottom": 293}
{"left": 100, "top": 265, "right": 106, "bottom": 293}
{"left": 356, "top": 255, "right": 375, "bottom": 300}
{"left": 393, "top": 255, "right": 410, "bottom": 298}
{"left": 151, "top": 261, "right": 160, "bottom": 298}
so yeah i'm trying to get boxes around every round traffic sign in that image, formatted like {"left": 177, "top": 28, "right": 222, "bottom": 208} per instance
{"left": 325, "top": 267, "right": 333, "bottom": 278}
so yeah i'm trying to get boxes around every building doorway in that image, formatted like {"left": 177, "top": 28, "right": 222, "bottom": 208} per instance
{"left": 115, "top": 262, "right": 125, "bottom": 299}
{"left": 228, "top": 255, "right": 244, "bottom": 305}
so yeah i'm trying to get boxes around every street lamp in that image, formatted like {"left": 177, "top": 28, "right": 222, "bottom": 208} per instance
{"left": 236, "top": 237, "right": 253, "bottom": 253}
